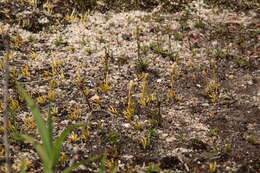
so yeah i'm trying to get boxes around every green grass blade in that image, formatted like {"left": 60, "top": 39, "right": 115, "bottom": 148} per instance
{"left": 19, "top": 134, "right": 52, "bottom": 169}
{"left": 47, "top": 104, "right": 53, "bottom": 148}
{"left": 35, "top": 144, "right": 53, "bottom": 173}
{"left": 16, "top": 83, "right": 52, "bottom": 158}
{"left": 62, "top": 155, "right": 101, "bottom": 173}
{"left": 51, "top": 124, "right": 82, "bottom": 168}
{"left": 98, "top": 156, "right": 107, "bottom": 173}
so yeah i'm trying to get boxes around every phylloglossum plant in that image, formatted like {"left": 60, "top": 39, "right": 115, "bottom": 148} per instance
{"left": 15, "top": 83, "right": 94, "bottom": 173}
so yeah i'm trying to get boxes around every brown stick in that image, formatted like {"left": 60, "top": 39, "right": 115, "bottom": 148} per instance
{"left": 3, "top": 34, "right": 12, "bottom": 173}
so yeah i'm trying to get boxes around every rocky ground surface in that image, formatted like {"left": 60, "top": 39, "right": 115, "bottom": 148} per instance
{"left": 0, "top": 0, "right": 259, "bottom": 172}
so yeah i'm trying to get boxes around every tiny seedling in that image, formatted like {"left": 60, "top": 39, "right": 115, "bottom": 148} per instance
{"left": 168, "top": 63, "right": 180, "bottom": 101}
{"left": 224, "top": 144, "right": 232, "bottom": 152}
{"left": 22, "top": 64, "right": 30, "bottom": 77}
{"left": 209, "top": 162, "right": 217, "bottom": 173}
{"left": 194, "top": 19, "right": 206, "bottom": 29}
{"left": 207, "top": 128, "right": 219, "bottom": 137}
{"left": 53, "top": 35, "right": 64, "bottom": 47}
{"left": 205, "top": 80, "right": 220, "bottom": 103}
{"left": 235, "top": 57, "right": 250, "bottom": 69}
{"left": 144, "top": 164, "right": 160, "bottom": 173}
{"left": 98, "top": 74, "right": 112, "bottom": 92}
{"left": 99, "top": 48, "right": 112, "bottom": 92}
{"left": 135, "top": 58, "right": 149, "bottom": 72}
{"left": 80, "top": 37, "right": 89, "bottom": 46}
{"left": 68, "top": 132, "right": 80, "bottom": 143}
{"left": 247, "top": 135, "right": 257, "bottom": 145}
{"left": 68, "top": 108, "right": 82, "bottom": 120}
{"left": 81, "top": 127, "right": 90, "bottom": 141}
{"left": 140, "top": 136, "right": 150, "bottom": 149}
{"left": 23, "top": 117, "right": 37, "bottom": 129}
{"left": 108, "top": 131, "right": 119, "bottom": 146}
{"left": 124, "top": 80, "right": 136, "bottom": 121}
{"left": 174, "top": 32, "right": 183, "bottom": 41}
{"left": 139, "top": 73, "right": 156, "bottom": 107}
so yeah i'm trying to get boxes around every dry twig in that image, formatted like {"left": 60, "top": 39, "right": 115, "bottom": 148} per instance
{"left": 2, "top": 34, "right": 12, "bottom": 173}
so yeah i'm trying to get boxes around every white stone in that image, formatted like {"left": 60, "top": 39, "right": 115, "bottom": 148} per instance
{"left": 122, "top": 123, "right": 131, "bottom": 128}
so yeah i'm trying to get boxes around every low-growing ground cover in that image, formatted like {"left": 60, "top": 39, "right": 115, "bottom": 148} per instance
{"left": 0, "top": 0, "right": 259, "bottom": 172}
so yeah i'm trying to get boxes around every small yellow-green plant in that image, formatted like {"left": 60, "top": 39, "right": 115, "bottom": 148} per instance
{"left": 132, "top": 121, "right": 144, "bottom": 130}
{"left": 149, "top": 98, "right": 162, "bottom": 127}
{"left": 135, "top": 58, "right": 149, "bottom": 72}
{"left": 48, "top": 79, "right": 59, "bottom": 89}
{"left": 47, "top": 90, "right": 58, "bottom": 102}
{"left": 65, "top": 9, "right": 89, "bottom": 23}
{"left": 68, "top": 108, "right": 82, "bottom": 120}
{"left": 247, "top": 135, "right": 257, "bottom": 145}
{"left": 108, "top": 106, "right": 118, "bottom": 115}
{"left": 168, "top": 63, "right": 180, "bottom": 101}
{"left": 30, "top": 52, "right": 38, "bottom": 59}
{"left": 0, "top": 147, "right": 4, "bottom": 157}
{"left": 99, "top": 48, "right": 112, "bottom": 92}
{"left": 10, "top": 34, "right": 24, "bottom": 48}
{"left": 59, "top": 153, "right": 68, "bottom": 167}
{"left": 139, "top": 73, "right": 156, "bottom": 107}
{"left": 37, "top": 95, "right": 47, "bottom": 105}
{"left": 99, "top": 74, "right": 112, "bottom": 92}
{"left": 205, "top": 79, "right": 220, "bottom": 103}
{"left": 9, "top": 98, "right": 20, "bottom": 112}
{"left": 224, "top": 144, "right": 232, "bottom": 152}
{"left": 174, "top": 32, "right": 183, "bottom": 41}
{"left": 123, "top": 80, "right": 136, "bottom": 121}
{"left": 81, "top": 127, "right": 90, "bottom": 141}
{"left": 23, "top": 117, "right": 37, "bottom": 129}
{"left": 80, "top": 37, "right": 89, "bottom": 46}
{"left": 140, "top": 136, "right": 150, "bottom": 149}
{"left": 51, "top": 58, "right": 64, "bottom": 76}
{"left": 209, "top": 162, "right": 217, "bottom": 173}
{"left": 207, "top": 128, "right": 219, "bottom": 137}
{"left": 50, "top": 106, "right": 58, "bottom": 116}
{"left": 104, "top": 158, "right": 118, "bottom": 172}
{"left": 10, "top": 66, "right": 19, "bottom": 79}
{"left": 27, "top": 35, "right": 36, "bottom": 42}
{"left": 17, "top": 157, "right": 32, "bottom": 173}
{"left": 194, "top": 19, "right": 206, "bottom": 29}
{"left": 108, "top": 131, "right": 119, "bottom": 146}
{"left": 22, "top": 64, "right": 30, "bottom": 77}
{"left": 0, "top": 101, "right": 3, "bottom": 112}
{"left": 68, "top": 132, "right": 80, "bottom": 143}
{"left": 65, "top": 45, "right": 76, "bottom": 53}
{"left": 43, "top": 0, "right": 54, "bottom": 14}
{"left": 53, "top": 35, "right": 64, "bottom": 47}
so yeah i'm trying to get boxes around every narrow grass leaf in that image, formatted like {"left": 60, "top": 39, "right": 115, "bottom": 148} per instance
{"left": 62, "top": 155, "right": 101, "bottom": 173}
{"left": 16, "top": 83, "right": 52, "bottom": 158}
{"left": 99, "top": 156, "right": 107, "bottom": 173}
{"left": 20, "top": 134, "right": 52, "bottom": 168}
{"left": 47, "top": 105, "right": 54, "bottom": 148}
{"left": 51, "top": 124, "right": 82, "bottom": 168}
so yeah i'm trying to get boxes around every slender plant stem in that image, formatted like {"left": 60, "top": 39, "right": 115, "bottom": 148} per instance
{"left": 3, "top": 35, "right": 12, "bottom": 172}
{"left": 136, "top": 25, "right": 141, "bottom": 60}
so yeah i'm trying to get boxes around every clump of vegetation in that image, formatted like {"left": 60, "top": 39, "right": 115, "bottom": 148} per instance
{"left": 135, "top": 58, "right": 149, "bottom": 72}
{"left": 14, "top": 83, "right": 94, "bottom": 173}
